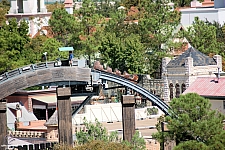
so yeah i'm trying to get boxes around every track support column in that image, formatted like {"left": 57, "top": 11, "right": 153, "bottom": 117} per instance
{"left": 121, "top": 95, "right": 135, "bottom": 142}
{"left": 0, "top": 99, "right": 7, "bottom": 150}
{"left": 57, "top": 87, "right": 73, "bottom": 146}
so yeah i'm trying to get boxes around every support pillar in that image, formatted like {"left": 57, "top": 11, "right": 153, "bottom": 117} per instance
{"left": 0, "top": 100, "right": 7, "bottom": 150}
{"left": 57, "top": 87, "right": 73, "bottom": 146}
{"left": 121, "top": 95, "right": 135, "bottom": 142}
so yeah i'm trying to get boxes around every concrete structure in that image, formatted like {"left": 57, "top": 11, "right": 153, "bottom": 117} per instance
{"left": 6, "top": 0, "right": 51, "bottom": 37}
{"left": 180, "top": 0, "right": 225, "bottom": 26}
{"left": 162, "top": 47, "right": 222, "bottom": 101}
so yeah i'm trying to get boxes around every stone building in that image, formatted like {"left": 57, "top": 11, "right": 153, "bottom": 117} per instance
{"left": 162, "top": 47, "right": 222, "bottom": 101}
{"left": 6, "top": 0, "right": 51, "bottom": 37}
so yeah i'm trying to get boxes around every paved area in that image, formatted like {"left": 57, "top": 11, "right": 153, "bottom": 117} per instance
{"left": 102, "top": 117, "right": 160, "bottom": 150}
{"left": 102, "top": 117, "right": 158, "bottom": 136}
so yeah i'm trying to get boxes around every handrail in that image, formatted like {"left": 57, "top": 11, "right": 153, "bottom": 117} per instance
{"left": 0, "top": 60, "right": 79, "bottom": 84}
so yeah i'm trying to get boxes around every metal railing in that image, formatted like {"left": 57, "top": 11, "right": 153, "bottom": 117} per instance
{"left": 0, "top": 60, "right": 79, "bottom": 84}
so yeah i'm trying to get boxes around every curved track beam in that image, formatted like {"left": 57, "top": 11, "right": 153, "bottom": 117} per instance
{"left": 0, "top": 64, "right": 91, "bottom": 100}
{"left": 93, "top": 70, "right": 170, "bottom": 115}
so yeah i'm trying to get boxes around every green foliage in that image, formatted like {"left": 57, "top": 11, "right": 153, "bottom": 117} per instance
{"left": 49, "top": 8, "right": 77, "bottom": 45}
{"left": 74, "top": 140, "right": 132, "bottom": 150}
{"left": 76, "top": 118, "right": 146, "bottom": 150}
{"left": 0, "top": 0, "right": 10, "bottom": 26}
{"left": 0, "top": 18, "right": 30, "bottom": 73}
{"left": 46, "top": 2, "right": 64, "bottom": 12}
{"left": 137, "top": 0, "right": 181, "bottom": 74}
{"left": 153, "top": 93, "right": 225, "bottom": 149}
{"left": 172, "top": 0, "right": 204, "bottom": 7}
{"left": 173, "top": 140, "right": 209, "bottom": 150}
{"left": 122, "top": 0, "right": 139, "bottom": 8}
{"left": 147, "top": 107, "right": 158, "bottom": 115}
{"left": 98, "top": 32, "right": 146, "bottom": 74}
{"left": 24, "top": 35, "right": 62, "bottom": 64}
{"left": 95, "top": 0, "right": 120, "bottom": 18}
{"left": 180, "top": 17, "right": 224, "bottom": 57}
{"left": 76, "top": 118, "right": 119, "bottom": 145}
{"left": 71, "top": 0, "right": 103, "bottom": 65}
{"left": 122, "top": 131, "right": 146, "bottom": 150}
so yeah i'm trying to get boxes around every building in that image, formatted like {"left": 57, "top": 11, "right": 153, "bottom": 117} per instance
{"left": 180, "top": 0, "right": 225, "bottom": 26}
{"left": 6, "top": 0, "right": 51, "bottom": 37}
{"left": 183, "top": 76, "right": 225, "bottom": 114}
{"left": 6, "top": 89, "right": 86, "bottom": 120}
{"left": 162, "top": 47, "right": 222, "bottom": 101}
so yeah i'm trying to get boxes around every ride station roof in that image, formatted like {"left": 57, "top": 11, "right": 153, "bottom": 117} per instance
{"left": 58, "top": 47, "right": 74, "bottom": 51}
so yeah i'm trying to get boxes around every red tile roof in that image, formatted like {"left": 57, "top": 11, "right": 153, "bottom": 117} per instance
{"left": 183, "top": 77, "right": 225, "bottom": 97}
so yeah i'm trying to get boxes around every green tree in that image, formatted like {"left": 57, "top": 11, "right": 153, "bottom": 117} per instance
{"left": 98, "top": 32, "right": 146, "bottom": 74}
{"left": 46, "top": 2, "right": 64, "bottom": 12}
{"left": 72, "top": 0, "right": 103, "bottom": 67}
{"left": 49, "top": 8, "right": 77, "bottom": 45}
{"left": 0, "top": 0, "right": 10, "bottom": 26}
{"left": 76, "top": 118, "right": 146, "bottom": 150}
{"left": 181, "top": 17, "right": 224, "bottom": 57}
{"left": 0, "top": 18, "right": 30, "bottom": 73}
{"left": 76, "top": 118, "right": 119, "bottom": 145}
{"left": 74, "top": 140, "right": 132, "bottom": 150}
{"left": 24, "top": 35, "right": 48, "bottom": 64}
{"left": 137, "top": 0, "right": 181, "bottom": 75}
{"left": 153, "top": 93, "right": 225, "bottom": 149}
{"left": 122, "top": 0, "right": 139, "bottom": 8}
{"left": 95, "top": 0, "right": 120, "bottom": 18}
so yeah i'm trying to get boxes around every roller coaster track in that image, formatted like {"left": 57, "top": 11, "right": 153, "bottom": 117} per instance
{"left": 0, "top": 61, "right": 170, "bottom": 115}
{"left": 92, "top": 69, "right": 170, "bottom": 115}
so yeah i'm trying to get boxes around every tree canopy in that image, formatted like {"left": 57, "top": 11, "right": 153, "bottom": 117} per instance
{"left": 0, "top": 18, "right": 30, "bottom": 73}
{"left": 75, "top": 118, "right": 146, "bottom": 150}
{"left": 153, "top": 93, "right": 225, "bottom": 149}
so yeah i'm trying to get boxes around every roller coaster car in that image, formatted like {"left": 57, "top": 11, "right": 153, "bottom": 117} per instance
{"left": 115, "top": 68, "right": 121, "bottom": 76}
{"left": 122, "top": 71, "right": 130, "bottom": 79}
{"left": 106, "top": 66, "right": 112, "bottom": 73}
{"left": 94, "top": 61, "right": 103, "bottom": 70}
{"left": 93, "top": 61, "right": 138, "bottom": 82}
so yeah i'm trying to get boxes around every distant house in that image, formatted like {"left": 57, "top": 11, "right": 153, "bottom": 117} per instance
{"left": 6, "top": 89, "right": 86, "bottom": 120}
{"left": 6, "top": 0, "right": 51, "bottom": 37}
{"left": 7, "top": 102, "right": 37, "bottom": 130}
{"left": 180, "top": 0, "right": 225, "bottom": 26}
{"left": 162, "top": 47, "right": 222, "bottom": 101}
{"left": 183, "top": 76, "right": 225, "bottom": 114}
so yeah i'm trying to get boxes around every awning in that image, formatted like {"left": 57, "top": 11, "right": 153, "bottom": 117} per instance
{"left": 31, "top": 95, "right": 87, "bottom": 104}
{"left": 58, "top": 47, "right": 74, "bottom": 51}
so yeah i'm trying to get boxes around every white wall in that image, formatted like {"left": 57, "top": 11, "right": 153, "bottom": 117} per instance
{"left": 180, "top": 8, "right": 225, "bottom": 26}
{"left": 72, "top": 103, "right": 164, "bottom": 125}
{"left": 210, "top": 99, "right": 225, "bottom": 115}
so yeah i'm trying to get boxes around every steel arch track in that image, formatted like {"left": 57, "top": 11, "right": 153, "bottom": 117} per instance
{"left": 93, "top": 70, "right": 170, "bottom": 115}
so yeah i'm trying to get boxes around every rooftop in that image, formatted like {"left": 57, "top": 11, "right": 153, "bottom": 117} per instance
{"left": 183, "top": 77, "right": 225, "bottom": 97}
{"left": 167, "top": 47, "right": 217, "bottom": 68}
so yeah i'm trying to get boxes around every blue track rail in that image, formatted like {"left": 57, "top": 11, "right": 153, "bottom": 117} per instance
{"left": 92, "top": 69, "right": 170, "bottom": 115}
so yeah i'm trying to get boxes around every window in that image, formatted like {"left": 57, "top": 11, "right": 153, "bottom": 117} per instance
{"left": 181, "top": 83, "right": 186, "bottom": 93}
{"left": 169, "top": 83, "right": 174, "bottom": 100}
{"left": 175, "top": 84, "right": 180, "bottom": 98}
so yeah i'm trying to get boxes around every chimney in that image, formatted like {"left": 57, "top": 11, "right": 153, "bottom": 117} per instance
{"left": 64, "top": 0, "right": 74, "bottom": 14}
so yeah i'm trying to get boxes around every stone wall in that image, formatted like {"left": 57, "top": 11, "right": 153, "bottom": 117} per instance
{"left": 163, "top": 55, "right": 222, "bottom": 101}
